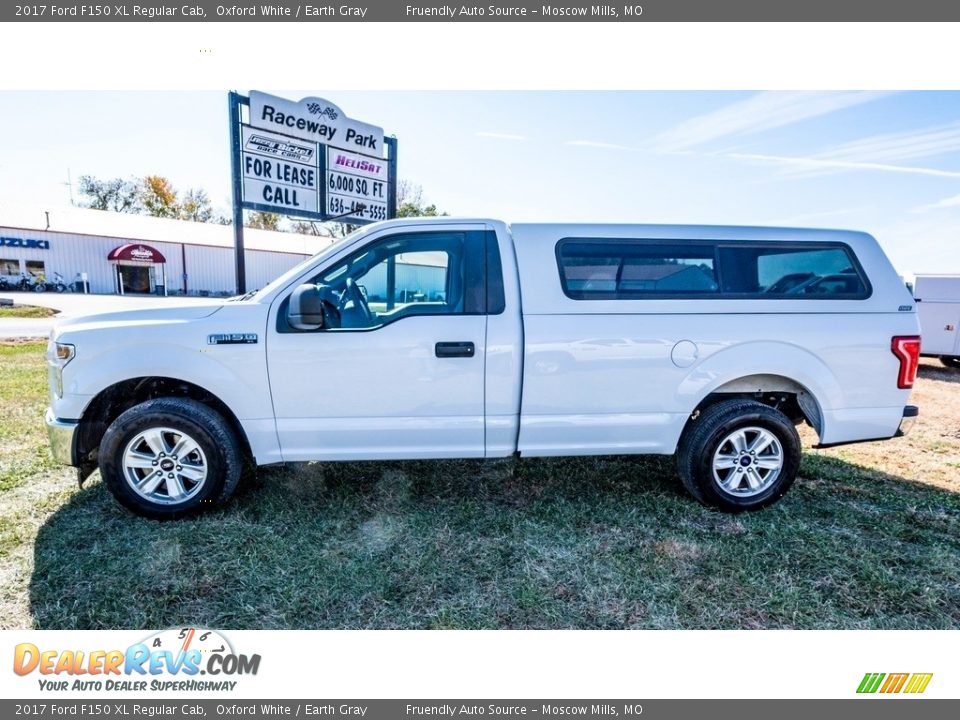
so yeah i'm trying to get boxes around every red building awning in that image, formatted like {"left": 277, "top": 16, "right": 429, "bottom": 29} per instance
{"left": 107, "top": 243, "right": 166, "bottom": 264}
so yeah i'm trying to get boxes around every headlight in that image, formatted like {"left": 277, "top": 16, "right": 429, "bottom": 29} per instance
{"left": 48, "top": 341, "right": 75, "bottom": 398}
{"left": 54, "top": 343, "right": 75, "bottom": 363}
{"left": 47, "top": 341, "right": 75, "bottom": 366}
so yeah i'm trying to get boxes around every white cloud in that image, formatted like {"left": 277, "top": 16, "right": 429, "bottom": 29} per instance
{"left": 726, "top": 151, "right": 960, "bottom": 179}
{"left": 564, "top": 139, "right": 639, "bottom": 151}
{"left": 475, "top": 131, "right": 526, "bottom": 140}
{"left": 910, "top": 193, "right": 960, "bottom": 214}
{"left": 651, "top": 91, "right": 893, "bottom": 151}
{"left": 816, "top": 121, "right": 960, "bottom": 164}
{"left": 762, "top": 207, "right": 868, "bottom": 226}
{"left": 755, "top": 121, "right": 960, "bottom": 179}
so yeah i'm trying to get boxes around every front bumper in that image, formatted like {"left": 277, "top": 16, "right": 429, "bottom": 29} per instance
{"left": 896, "top": 405, "right": 919, "bottom": 437}
{"left": 44, "top": 407, "right": 78, "bottom": 466}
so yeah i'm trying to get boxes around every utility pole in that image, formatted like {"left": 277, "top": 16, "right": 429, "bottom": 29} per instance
{"left": 64, "top": 168, "right": 75, "bottom": 206}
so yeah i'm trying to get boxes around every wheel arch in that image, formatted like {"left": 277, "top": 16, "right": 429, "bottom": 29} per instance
{"left": 688, "top": 373, "right": 824, "bottom": 440}
{"left": 676, "top": 340, "right": 843, "bottom": 444}
{"left": 75, "top": 376, "right": 253, "bottom": 478}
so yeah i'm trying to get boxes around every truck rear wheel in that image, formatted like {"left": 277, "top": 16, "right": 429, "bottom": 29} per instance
{"left": 98, "top": 397, "right": 243, "bottom": 519}
{"left": 676, "top": 399, "right": 801, "bottom": 511}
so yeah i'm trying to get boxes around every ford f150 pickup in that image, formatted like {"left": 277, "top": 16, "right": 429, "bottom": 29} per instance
{"left": 45, "top": 219, "right": 921, "bottom": 517}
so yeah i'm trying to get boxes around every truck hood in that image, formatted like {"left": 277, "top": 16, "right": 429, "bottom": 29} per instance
{"left": 53, "top": 301, "right": 227, "bottom": 336}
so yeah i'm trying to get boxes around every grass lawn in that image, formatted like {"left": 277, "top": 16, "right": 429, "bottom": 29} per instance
{"left": 0, "top": 305, "right": 57, "bottom": 319}
{"left": 1, "top": 342, "right": 958, "bottom": 629}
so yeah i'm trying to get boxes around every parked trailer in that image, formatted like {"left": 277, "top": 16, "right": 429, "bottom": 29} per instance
{"left": 914, "top": 274, "right": 960, "bottom": 369}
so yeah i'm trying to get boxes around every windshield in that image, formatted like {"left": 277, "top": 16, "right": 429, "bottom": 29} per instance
{"left": 231, "top": 226, "right": 371, "bottom": 301}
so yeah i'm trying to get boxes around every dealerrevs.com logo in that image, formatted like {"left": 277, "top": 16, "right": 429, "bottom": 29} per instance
{"left": 13, "top": 628, "right": 261, "bottom": 692}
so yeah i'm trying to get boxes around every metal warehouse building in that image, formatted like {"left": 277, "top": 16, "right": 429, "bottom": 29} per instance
{"left": 0, "top": 206, "right": 336, "bottom": 296}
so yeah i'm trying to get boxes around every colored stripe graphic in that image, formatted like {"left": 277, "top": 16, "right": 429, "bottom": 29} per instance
{"left": 857, "top": 672, "right": 932, "bottom": 694}
{"left": 904, "top": 673, "right": 934, "bottom": 694}
{"left": 857, "top": 673, "right": 885, "bottom": 693}
{"left": 881, "top": 673, "right": 909, "bottom": 693}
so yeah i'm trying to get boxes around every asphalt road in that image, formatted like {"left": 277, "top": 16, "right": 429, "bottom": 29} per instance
{"left": 0, "top": 292, "right": 219, "bottom": 339}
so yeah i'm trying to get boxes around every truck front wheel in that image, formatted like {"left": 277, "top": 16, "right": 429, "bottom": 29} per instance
{"left": 941, "top": 356, "right": 960, "bottom": 370}
{"left": 98, "top": 398, "right": 243, "bottom": 519}
{"left": 676, "top": 399, "right": 801, "bottom": 511}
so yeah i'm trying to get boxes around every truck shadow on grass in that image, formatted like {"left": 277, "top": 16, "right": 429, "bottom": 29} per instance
{"left": 29, "top": 453, "right": 960, "bottom": 630}
{"left": 918, "top": 362, "right": 960, "bottom": 384}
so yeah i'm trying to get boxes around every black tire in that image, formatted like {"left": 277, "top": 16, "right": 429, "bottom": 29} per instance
{"left": 98, "top": 397, "right": 244, "bottom": 519}
{"left": 941, "top": 356, "right": 960, "bottom": 370}
{"left": 676, "top": 399, "right": 801, "bottom": 512}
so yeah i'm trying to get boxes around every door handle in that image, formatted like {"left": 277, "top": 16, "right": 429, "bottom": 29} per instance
{"left": 435, "top": 341, "right": 475, "bottom": 358}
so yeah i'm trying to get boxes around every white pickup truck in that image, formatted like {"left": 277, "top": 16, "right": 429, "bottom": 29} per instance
{"left": 46, "top": 219, "right": 920, "bottom": 517}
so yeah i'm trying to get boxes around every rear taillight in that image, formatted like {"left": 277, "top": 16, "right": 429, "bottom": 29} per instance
{"left": 891, "top": 336, "right": 921, "bottom": 389}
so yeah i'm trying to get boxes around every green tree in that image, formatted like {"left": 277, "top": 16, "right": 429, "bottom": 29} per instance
{"left": 77, "top": 173, "right": 228, "bottom": 224}
{"left": 395, "top": 180, "right": 447, "bottom": 218}
{"left": 246, "top": 211, "right": 282, "bottom": 231}
{"left": 77, "top": 175, "right": 140, "bottom": 213}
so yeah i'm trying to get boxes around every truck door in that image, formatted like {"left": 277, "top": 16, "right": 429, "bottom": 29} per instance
{"left": 266, "top": 225, "right": 490, "bottom": 461}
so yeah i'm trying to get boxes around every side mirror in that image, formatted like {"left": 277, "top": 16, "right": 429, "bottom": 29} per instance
{"left": 288, "top": 283, "right": 325, "bottom": 331}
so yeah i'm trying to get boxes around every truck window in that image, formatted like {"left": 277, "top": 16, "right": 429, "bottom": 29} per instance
{"left": 557, "top": 238, "right": 869, "bottom": 300}
{"left": 718, "top": 245, "right": 869, "bottom": 298}
{"left": 557, "top": 241, "right": 718, "bottom": 299}
{"left": 485, "top": 230, "right": 506, "bottom": 314}
{"left": 281, "top": 230, "right": 490, "bottom": 332}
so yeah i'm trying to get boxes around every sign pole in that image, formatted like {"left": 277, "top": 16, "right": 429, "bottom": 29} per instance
{"left": 228, "top": 91, "right": 246, "bottom": 295}
{"left": 386, "top": 136, "right": 398, "bottom": 219}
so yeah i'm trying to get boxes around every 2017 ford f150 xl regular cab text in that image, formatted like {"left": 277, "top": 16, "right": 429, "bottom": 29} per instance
{"left": 44, "top": 219, "right": 921, "bottom": 517}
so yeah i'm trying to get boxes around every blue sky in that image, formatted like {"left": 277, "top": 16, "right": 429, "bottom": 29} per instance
{"left": 0, "top": 90, "right": 958, "bottom": 275}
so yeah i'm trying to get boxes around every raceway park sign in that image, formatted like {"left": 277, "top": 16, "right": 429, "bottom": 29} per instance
{"left": 249, "top": 92, "right": 384, "bottom": 155}
{"left": 233, "top": 91, "right": 394, "bottom": 225}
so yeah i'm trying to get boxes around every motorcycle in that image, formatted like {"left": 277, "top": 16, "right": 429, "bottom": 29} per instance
{"left": 15, "top": 273, "right": 36, "bottom": 292}
{"left": 35, "top": 271, "right": 69, "bottom": 293}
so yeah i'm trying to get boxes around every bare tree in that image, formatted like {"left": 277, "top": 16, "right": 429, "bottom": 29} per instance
{"left": 77, "top": 176, "right": 140, "bottom": 213}
{"left": 179, "top": 188, "right": 216, "bottom": 223}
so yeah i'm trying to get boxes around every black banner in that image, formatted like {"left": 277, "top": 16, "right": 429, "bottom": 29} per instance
{"left": 6, "top": 1, "right": 960, "bottom": 22}
{"left": 3, "top": 700, "right": 958, "bottom": 719}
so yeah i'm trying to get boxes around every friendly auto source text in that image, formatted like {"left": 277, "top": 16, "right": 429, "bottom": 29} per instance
{"left": 405, "top": 705, "right": 629, "bottom": 716}
{"left": 404, "top": 5, "right": 637, "bottom": 18}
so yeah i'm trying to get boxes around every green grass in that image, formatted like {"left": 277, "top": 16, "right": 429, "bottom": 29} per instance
{"left": 0, "top": 305, "right": 57, "bottom": 318}
{"left": 0, "top": 343, "right": 58, "bottom": 492}
{"left": 1, "top": 343, "right": 958, "bottom": 629}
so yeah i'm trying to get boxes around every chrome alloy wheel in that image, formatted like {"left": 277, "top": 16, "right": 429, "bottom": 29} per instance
{"left": 711, "top": 426, "right": 784, "bottom": 497}
{"left": 122, "top": 427, "right": 208, "bottom": 505}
